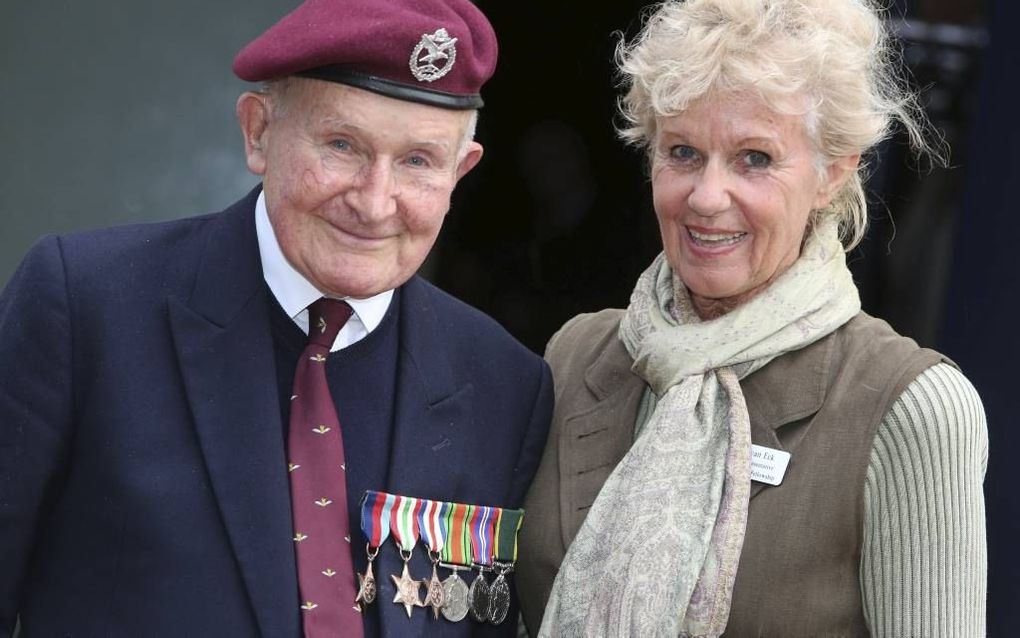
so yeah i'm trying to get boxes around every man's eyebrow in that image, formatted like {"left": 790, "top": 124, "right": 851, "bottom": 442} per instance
{"left": 317, "top": 117, "right": 361, "bottom": 132}
{"left": 317, "top": 118, "right": 453, "bottom": 151}
{"left": 409, "top": 139, "right": 453, "bottom": 152}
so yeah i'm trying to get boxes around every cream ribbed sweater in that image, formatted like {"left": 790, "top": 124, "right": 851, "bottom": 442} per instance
{"left": 862, "top": 362, "right": 988, "bottom": 636}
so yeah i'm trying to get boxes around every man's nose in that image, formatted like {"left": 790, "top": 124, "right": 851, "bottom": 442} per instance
{"left": 345, "top": 160, "right": 397, "bottom": 221}
{"left": 686, "top": 160, "right": 732, "bottom": 216}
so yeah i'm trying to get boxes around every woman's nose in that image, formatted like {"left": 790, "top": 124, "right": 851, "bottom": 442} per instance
{"left": 686, "top": 161, "right": 732, "bottom": 216}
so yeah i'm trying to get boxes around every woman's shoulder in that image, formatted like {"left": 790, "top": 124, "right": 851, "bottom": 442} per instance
{"left": 839, "top": 312, "right": 988, "bottom": 472}
{"left": 544, "top": 309, "right": 626, "bottom": 358}
{"left": 838, "top": 312, "right": 922, "bottom": 353}
{"left": 830, "top": 312, "right": 954, "bottom": 409}
{"left": 542, "top": 309, "right": 633, "bottom": 381}
{"left": 878, "top": 362, "right": 988, "bottom": 473}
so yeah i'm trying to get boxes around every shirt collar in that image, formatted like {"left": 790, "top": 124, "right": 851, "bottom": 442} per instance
{"left": 254, "top": 190, "right": 393, "bottom": 332}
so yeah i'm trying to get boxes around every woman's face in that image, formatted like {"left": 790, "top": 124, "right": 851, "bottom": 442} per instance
{"left": 651, "top": 93, "right": 846, "bottom": 318}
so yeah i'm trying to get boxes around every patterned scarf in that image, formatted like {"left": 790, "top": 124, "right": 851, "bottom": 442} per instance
{"left": 539, "top": 221, "right": 860, "bottom": 637}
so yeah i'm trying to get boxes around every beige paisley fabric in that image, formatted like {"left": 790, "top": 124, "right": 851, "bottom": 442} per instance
{"left": 538, "top": 221, "right": 860, "bottom": 637}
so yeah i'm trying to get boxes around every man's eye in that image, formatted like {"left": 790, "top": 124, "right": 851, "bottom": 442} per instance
{"left": 743, "top": 150, "right": 771, "bottom": 168}
{"left": 669, "top": 145, "right": 698, "bottom": 162}
{"left": 330, "top": 139, "right": 351, "bottom": 151}
{"left": 406, "top": 154, "right": 429, "bottom": 168}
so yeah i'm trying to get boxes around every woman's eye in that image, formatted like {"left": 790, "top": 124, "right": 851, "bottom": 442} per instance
{"left": 743, "top": 150, "right": 771, "bottom": 169}
{"left": 669, "top": 145, "right": 698, "bottom": 162}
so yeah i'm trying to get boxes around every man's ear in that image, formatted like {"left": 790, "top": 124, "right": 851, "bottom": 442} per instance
{"left": 236, "top": 91, "right": 272, "bottom": 175}
{"left": 814, "top": 153, "right": 861, "bottom": 210}
{"left": 455, "top": 141, "right": 484, "bottom": 181}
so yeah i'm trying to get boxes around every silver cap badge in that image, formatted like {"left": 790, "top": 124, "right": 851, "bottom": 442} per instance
{"left": 409, "top": 28, "right": 458, "bottom": 83}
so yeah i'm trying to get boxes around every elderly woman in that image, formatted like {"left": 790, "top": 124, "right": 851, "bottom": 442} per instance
{"left": 516, "top": 0, "right": 987, "bottom": 636}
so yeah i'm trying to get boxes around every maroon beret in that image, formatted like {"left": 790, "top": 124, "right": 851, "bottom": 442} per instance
{"left": 233, "top": 0, "right": 497, "bottom": 110}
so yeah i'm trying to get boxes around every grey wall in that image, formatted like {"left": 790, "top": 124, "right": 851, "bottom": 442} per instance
{"left": 1, "top": 0, "right": 298, "bottom": 284}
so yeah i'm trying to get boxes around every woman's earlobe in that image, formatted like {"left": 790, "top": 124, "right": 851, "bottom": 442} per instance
{"left": 816, "top": 154, "right": 861, "bottom": 209}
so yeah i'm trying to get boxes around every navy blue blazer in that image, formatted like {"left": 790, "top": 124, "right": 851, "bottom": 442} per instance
{"left": 0, "top": 189, "right": 553, "bottom": 637}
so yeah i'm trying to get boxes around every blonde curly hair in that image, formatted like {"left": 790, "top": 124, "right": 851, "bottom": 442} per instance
{"left": 617, "top": 0, "right": 944, "bottom": 249}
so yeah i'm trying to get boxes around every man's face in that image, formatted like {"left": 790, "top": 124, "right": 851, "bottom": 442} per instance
{"left": 238, "top": 78, "right": 482, "bottom": 298}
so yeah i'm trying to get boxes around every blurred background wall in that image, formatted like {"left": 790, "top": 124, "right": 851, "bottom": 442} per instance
{"left": 939, "top": 0, "right": 1020, "bottom": 628}
{"left": 2, "top": 0, "right": 1015, "bottom": 630}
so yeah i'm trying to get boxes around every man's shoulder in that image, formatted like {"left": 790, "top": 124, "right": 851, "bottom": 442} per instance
{"left": 57, "top": 212, "right": 214, "bottom": 265}
{"left": 402, "top": 276, "right": 542, "bottom": 362}
{"left": 57, "top": 194, "right": 252, "bottom": 268}
{"left": 46, "top": 191, "right": 257, "bottom": 293}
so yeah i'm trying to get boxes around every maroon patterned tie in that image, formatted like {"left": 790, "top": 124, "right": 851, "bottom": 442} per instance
{"left": 287, "top": 298, "right": 364, "bottom": 637}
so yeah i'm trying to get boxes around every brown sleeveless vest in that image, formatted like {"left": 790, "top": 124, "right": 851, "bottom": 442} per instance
{"left": 517, "top": 310, "right": 947, "bottom": 637}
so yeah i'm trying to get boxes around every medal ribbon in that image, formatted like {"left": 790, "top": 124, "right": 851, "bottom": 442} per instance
{"left": 440, "top": 502, "right": 473, "bottom": 565}
{"left": 469, "top": 505, "right": 497, "bottom": 566}
{"left": 492, "top": 508, "right": 525, "bottom": 562}
{"left": 417, "top": 498, "right": 448, "bottom": 555}
{"left": 389, "top": 494, "right": 423, "bottom": 553}
{"left": 360, "top": 490, "right": 396, "bottom": 548}
{"left": 358, "top": 492, "right": 512, "bottom": 566}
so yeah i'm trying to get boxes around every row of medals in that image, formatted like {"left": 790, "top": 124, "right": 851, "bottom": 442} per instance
{"left": 356, "top": 550, "right": 514, "bottom": 624}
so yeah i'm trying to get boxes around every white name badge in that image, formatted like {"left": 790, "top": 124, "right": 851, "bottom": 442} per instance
{"left": 750, "top": 445, "right": 791, "bottom": 486}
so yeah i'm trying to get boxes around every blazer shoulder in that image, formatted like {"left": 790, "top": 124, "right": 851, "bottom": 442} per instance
{"left": 57, "top": 211, "right": 219, "bottom": 271}
{"left": 406, "top": 276, "right": 543, "bottom": 363}
{"left": 49, "top": 190, "right": 259, "bottom": 303}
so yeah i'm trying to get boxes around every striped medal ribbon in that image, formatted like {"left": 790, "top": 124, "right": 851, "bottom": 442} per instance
{"left": 486, "top": 508, "right": 524, "bottom": 625}
{"left": 467, "top": 505, "right": 497, "bottom": 623}
{"left": 417, "top": 499, "right": 449, "bottom": 619}
{"left": 388, "top": 495, "right": 425, "bottom": 617}
{"left": 355, "top": 491, "right": 396, "bottom": 607}
{"left": 438, "top": 502, "right": 473, "bottom": 622}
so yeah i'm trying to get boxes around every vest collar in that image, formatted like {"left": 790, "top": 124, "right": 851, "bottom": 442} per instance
{"left": 741, "top": 334, "right": 834, "bottom": 431}
{"left": 579, "top": 324, "right": 835, "bottom": 503}
{"left": 583, "top": 325, "right": 834, "bottom": 432}
{"left": 583, "top": 327, "right": 640, "bottom": 402}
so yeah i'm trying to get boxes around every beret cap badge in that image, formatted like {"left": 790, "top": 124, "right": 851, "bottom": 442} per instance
{"left": 233, "top": 0, "right": 496, "bottom": 110}
{"left": 409, "top": 28, "right": 458, "bottom": 83}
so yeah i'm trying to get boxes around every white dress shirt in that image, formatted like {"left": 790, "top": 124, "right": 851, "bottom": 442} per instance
{"left": 254, "top": 191, "right": 393, "bottom": 351}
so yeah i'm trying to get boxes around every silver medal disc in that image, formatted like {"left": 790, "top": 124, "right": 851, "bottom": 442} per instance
{"left": 468, "top": 571, "right": 490, "bottom": 622}
{"left": 486, "top": 572, "right": 511, "bottom": 625}
{"left": 440, "top": 573, "right": 470, "bottom": 622}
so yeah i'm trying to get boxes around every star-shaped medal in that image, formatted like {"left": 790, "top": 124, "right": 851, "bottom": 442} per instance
{"left": 391, "top": 562, "right": 422, "bottom": 618}
{"left": 355, "top": 561, "right": 377, "bottom": 607}
{"left": 421, "top": 564, "right": 446, "bottom": 620}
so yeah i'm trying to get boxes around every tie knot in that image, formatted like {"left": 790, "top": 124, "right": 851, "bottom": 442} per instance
{"left": 307, "top": 298, "right": 353, "bottom": 348}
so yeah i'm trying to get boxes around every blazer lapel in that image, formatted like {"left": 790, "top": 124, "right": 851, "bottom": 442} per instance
{"left": 558, "top": 333, "right": 645, "bottom": 545}
{"left": 378, "top": 276, "right": 472, "bottom": 638}
{"left": 168, "top": 189, "right": 298, "bottom": 638}
{"left": 384, "top": 276, "right": 472, "bottom": 499}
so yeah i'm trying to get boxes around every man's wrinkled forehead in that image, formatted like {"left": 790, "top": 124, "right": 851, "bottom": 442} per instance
{"left": 264, "top": 78, "right": 478, "bottom": 161}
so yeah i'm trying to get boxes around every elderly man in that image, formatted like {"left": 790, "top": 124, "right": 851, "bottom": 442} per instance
{"left": 0, "top": 0, "right": 552, "bottom": 636}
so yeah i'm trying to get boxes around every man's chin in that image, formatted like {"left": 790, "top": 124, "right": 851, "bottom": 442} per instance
{"left": 315, "top": 271, "right": 405, "bottom": 300}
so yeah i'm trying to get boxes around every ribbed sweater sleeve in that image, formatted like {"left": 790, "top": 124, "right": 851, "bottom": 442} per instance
{"left": 861, "top": 363, "right": 988, "bottom": 637}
